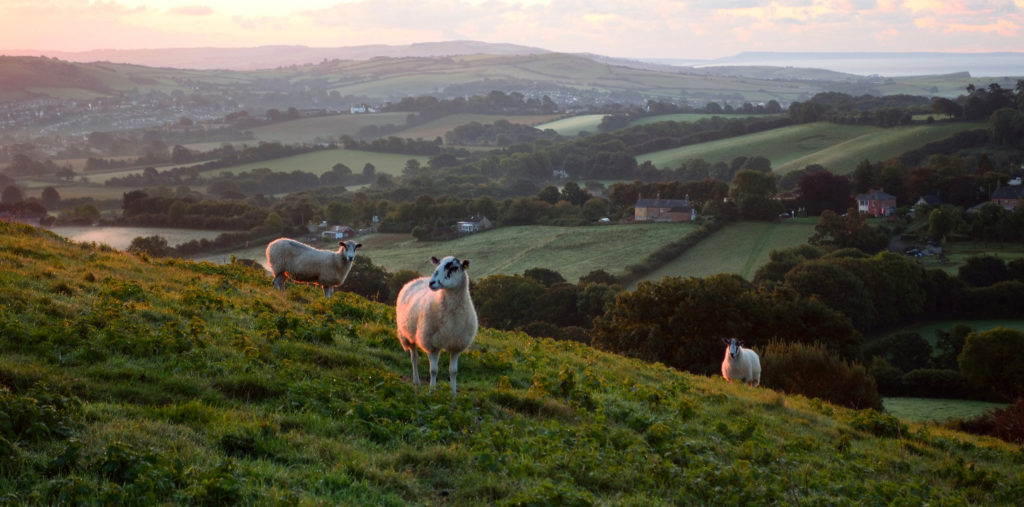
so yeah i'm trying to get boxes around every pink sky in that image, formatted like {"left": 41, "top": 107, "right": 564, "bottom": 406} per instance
{"left": 1, "top": 0, "right": 1022, "bottom": 59}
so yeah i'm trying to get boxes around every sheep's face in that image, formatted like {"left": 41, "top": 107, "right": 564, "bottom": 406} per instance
{"left": 428, "top": 255, "right": 470, "bottom": 291}
{"left": 337, "top": 241, "right": 362, "bottom": 262}
{"left": 726, "top": 338, "right": 741, "bottom": 359}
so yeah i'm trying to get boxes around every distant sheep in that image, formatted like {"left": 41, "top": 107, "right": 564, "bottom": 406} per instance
{"left": 721, "top": 337, "right": 761, "bottom": 387}
{"left": 395, "top": 255, "right": 478, "bottom": 395}
{"left": 265, "top": 238, "right": 361, "bottom": 298}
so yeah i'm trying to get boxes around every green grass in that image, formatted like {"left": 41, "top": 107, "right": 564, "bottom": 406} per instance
{"left": 534, "top": 114, "right": 606, "bottom": 136}
{"left": 884, "top": 397, "right": 1006, "bottom": 423}
{"left": 917, "top": 241, "right": 1024, "bottom": 275}
{"left": 394, "top": 113, "right": 562, "bottom": 141}
{"left": 2, "top": 221, "right": 1022, "bottom": 504}
{"left": 885, "top": 319, "right": 1024, "bottom": 348}
{"left": 199, "top": 148, "right": 427, "bottom": 178}
{"left": 636, "top": 220, "right": 818, "bottom": 285}
{"left": 248, "top": 112, "right": 410, "bottom": 144}
{"left": 637, "top": 122, "right": 985, "bottom": 175}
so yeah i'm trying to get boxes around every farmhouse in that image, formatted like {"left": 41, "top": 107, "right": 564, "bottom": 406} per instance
{"left": 856, "top": 190, "right": 897, "bottom": 217}
{"left": 991, "top": 184, "right": 1024, "bottom": 210}
{"left": 456, "top": 216, "right": 492, "bottom": 234}
{"left": 321, "top": 225, "right": 356, "bottom": 240}
{"left": 634, "top": 195, "right": 695, "bottom": 222}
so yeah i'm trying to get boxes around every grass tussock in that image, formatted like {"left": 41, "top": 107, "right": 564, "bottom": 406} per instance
{"left": 0, "top": 220, "right": 1022, "bottom": 505}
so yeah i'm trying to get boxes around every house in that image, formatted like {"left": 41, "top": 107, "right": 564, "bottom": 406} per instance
{"left": 456, "top": 216, "right": 492, "bottom": 234}
{"left": 634, "top": 195, "right": 695, "bottom": 222}
{"left": 991, "top": 185, "right": 1024, "bottom": 210}
{"left": 915, "top": 194, "right": 942, "bottom": 207}
{"left": 856, "top": 190, "right": 897, "bottom": 217}
{"left": 321, "top": 225, "right": 356, "bottom": 240}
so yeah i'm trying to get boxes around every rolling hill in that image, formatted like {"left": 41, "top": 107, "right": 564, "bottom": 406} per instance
{"left": 1, "top": 220, "right": 1020, "bottom": 504}
{"left": 637, "top": 121, "right": 987, "bottom": 175}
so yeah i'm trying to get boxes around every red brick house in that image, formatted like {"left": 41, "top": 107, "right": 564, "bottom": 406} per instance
{"left": 856, "top": 190, "right": 897, "bottom": 217}
{"left": 990, "top": 185, "right": 1024, "bottom": 210}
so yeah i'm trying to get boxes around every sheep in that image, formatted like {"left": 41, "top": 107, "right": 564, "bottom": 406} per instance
{"left": 395, "top": 255, "right": 478, "bottom": 395}
{"left": 721, "top": 337, "right": 761, "bottom": 387}
{"left": 265, "top": 238, "right": 361, "bottom": 298}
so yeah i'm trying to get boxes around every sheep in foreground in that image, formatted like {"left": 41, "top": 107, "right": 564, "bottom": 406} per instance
{"left": 265, "top": 238, "right": 361, "bottom": 298}
{"left": 395, "top": 255, "right": 478, "bottom": 395}
{"left": 721, "top": 337, "right": 761, "bottom": 387}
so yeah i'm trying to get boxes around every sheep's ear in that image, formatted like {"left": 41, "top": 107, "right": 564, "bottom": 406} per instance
{"left": 430, "top": 256, "right": 440, "bottom": 265}
{"left": 721, "top": 337, "right": 729, "bottom": 345}
{"left": 354, "top": 243, "right": 363, "bottom": 249}
{"left": 338, "top": 242, "right": 345, "bottom": 247}
{"left": 462, "top": 259, "right": 471, "bottom": 270}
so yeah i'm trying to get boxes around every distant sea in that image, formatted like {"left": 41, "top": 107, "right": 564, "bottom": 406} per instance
{"left": 652, "top": 52, "right": 1024, "bottom": 77}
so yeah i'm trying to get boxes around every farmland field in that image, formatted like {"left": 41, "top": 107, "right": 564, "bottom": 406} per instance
{"left": 637, "top": 121, "right": 984, "bottom": 175}
{"left": 883, "top": 397, "right": 1006, "bottom": 423}
{"left": 197, "top": 223, "right": 699, "bottom": 282}
{"left": 395, "top": 113, "right": 562, "bottom": 141}
{"left": 636, "top": 219, "right": 818, "bottom": 285}
{"left": 200, "top": 148, "right": 428, "bottom": 178}
{"left": 248, "top": 112, "right": 410, "bottom": 144}
{"left": 916, "top": 241, "right": 1024, "bottom": 275}
{"left": 534, "top": 114, "right": 605, "bottom": 136}
{"left": 630, "top": 113, "right": 780, "bottom": 126}
{"left": 884, "top": 319, "right": 1024, "bottom": 348}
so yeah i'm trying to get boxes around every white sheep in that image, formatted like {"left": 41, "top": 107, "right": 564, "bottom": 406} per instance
{"left": 721, "top": 337, "right": 761, "bottom": 387}
{"left": 265, "top": 238, "right": 361, "bottom": 298}
{"left": 395, "top": 255, "right": 478, "bottom": 395}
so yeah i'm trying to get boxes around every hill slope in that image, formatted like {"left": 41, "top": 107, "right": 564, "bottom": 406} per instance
{"left": 1, "top": 221, "right": 1020, "bottom": 504}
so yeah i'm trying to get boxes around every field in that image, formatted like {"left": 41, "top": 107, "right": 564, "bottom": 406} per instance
{"left": 885, "top": 319, "right": 1024, "bottom": 348}
{"left": 395, "top": 113, "right": 562, "bottom": 141}
{"left": 198, "top": 148, "right": 427, "bottom": 178}
{"left": 637, "top": 219, "right": 818, "bottom": 285}
{"left": 198, "top": 223, "right": 700, "bottom": 283}
{"left": 637, "top": 121, "right": 985, "bottom": 175}
{"left": 2, "top": 221, "right": 1021, "bottom": 504}
{"left": 247, "top": 112, "right": 410, "bottom": 144}
{"left": 533, "top": 114, "right": 606, "bottom": 136}
{"left": 883, "top": 397, "right": 1006, "bottom": 423}
{"left": 917, "top": 240, "right": 1024, "bottom": 275}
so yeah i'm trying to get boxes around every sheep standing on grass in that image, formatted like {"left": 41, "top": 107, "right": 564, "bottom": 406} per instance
{"left": 265, "top": 238, "right": 361, "bottom": 298}
{"left": 395, "top": 256, "right": 478, "bottom": 395}
{"left": 721, "top": 337, "right": 761, "bottom": 387}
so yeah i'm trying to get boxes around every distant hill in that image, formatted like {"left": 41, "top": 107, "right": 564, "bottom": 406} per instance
{"left": 6, "top": 40, "right": 551, "bottom": 70}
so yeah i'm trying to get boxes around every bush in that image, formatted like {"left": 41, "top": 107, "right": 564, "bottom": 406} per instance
{"left": 958, "top": 327, "right": 1024, "bottom": 400}
{"left": 901, "top": 368, "right": 969, "bottom": 398}
{"left": 952, "top": 398, "right": 1024, "bottom": 445}
{"left": 761, "top": 340, "right": 882, "bottom": 410}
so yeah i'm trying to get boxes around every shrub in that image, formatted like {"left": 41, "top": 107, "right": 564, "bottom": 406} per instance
{"left": 761, "top": 340, "right": 882, "bottom": 410}
{"left": 952, "top": 398, "right": 1024, "bottom": 445}
{"left": 901, "top": 368, "right": 969, "bottom": 398}
{"left": 958, "top": 327, "right": 1024, "bottom": 400}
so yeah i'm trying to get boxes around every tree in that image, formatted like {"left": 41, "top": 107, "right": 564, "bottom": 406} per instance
{"left": 472, "top": 274, "right": 546, "bottom": 330}
{"left": 523, "top": 267, "right": 566, "bottom": 287}
{"left": 128, "top": 235, "right": 171, "bottom": 257}
{"left": 729, "top": 170, "right": 779, "bottom": 220}
{"left": 536, "top": 185, "right": 560, "bottom": 205}
{"left": 797, "top": 170, "right": 853, "bottom": 216}
{"left": 1, "top": 185, "right": 24, "bottom": 203}
{"left": 40, "top": 186, "right": 61, "bottom": 209}
{"left": 809, "top": 209, "right": 889, "bottom": 253}
{"left": 263, "top": 212, "right": 285, "bottom": 233}
{"left": 959, "top": 327, "right": 1024, "bottom": 400}
{"left": 957, "top": 255, "right": 1010, "bottom": 287}
{"left": 930, "top": 97, "right": 962, "bottom": 118}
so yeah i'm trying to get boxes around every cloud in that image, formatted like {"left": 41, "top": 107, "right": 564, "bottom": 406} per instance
{"left": 167, "top": 5, "right": 215, "bottom": 17}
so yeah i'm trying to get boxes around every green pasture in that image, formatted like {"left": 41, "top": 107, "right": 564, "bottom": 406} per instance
{"left": 396, "top": 113, "right": 561, "bottom": 141}
{"left": 636, "top": 220, "right": 818, "bottom": 285}
{"left": 534, "top": 114, "right": 606, "bottom": 136}
{"left": 916, "top": 240, "right": 1024, "bottom": 275}
{"left": 637, "top": 122, "right": 984, "bottom": 175}
{"left": 630, "top": 113, "right": 781, "bottom": 126}
{"left": 2, "top": 220, "right": 1022, "bottom": 504}
{"left": 883, "top": 397, "right": 1006, "bottom": 423}
{"left": 248, "top": 112, "right": 410, "bottom": 144}
{"left": 200, "top": 148, "right": 427, "bottom": 178}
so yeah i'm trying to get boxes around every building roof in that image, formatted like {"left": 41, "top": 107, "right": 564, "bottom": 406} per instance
{"left": 636, "top": 198, "right": 691, "bottom": 210}
{"left": 916, "top": 194, "right": 942, "bottom": 206}
{"left": 856, "top": 190, "right": 896, "bottom": 201}
{"left": 991, "top": 185, "right": 1024, "bottom": 200}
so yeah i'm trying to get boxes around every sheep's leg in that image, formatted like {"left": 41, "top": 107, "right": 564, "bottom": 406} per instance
{"left": 273, "top": 274, "right": 287, "bottom": 290}
{"left": 323, "top": 285, "right": 333, "bottom": 298}
{"left": 428, "top": 350, "right": 440, "bottom": 391}
{"left": 449, "top": 351, "right": 461, "bottom": 396}
{"left": 409, "top": 348, "right": 420, "bottom": 388}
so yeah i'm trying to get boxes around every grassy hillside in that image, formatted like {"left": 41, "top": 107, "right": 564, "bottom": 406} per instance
{"left": 637, "top": 121, "right": 985, "bottom": 175}
{"left": 247, "top": 112, "right": 410, "bottom": 144}
{"left": 637, "top": 220, "right": 818, "bottom": 284}
{"left": 1, "top": 221, "right": 1021, "bottom": 504}
{"left": 393, "top": 113, "right": 562, "bottom": 142}
{"left": 534, "top": 114, "right": 606, "bottom": 136}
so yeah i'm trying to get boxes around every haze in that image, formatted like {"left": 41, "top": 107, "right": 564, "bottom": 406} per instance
{"left": 2, "top": 0, "right": 1022, "bottom": 60}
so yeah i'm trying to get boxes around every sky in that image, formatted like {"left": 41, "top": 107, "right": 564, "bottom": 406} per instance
{"left": 1, "top": 0, "right": 1023, "bottom": 59}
